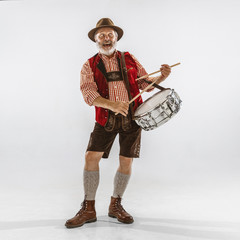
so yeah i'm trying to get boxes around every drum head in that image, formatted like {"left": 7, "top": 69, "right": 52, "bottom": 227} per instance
{"left": 134, "top": 89, "right": 172, "bottom": 117}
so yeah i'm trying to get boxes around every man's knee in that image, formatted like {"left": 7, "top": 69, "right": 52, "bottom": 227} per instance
{"left": 85, "top": 151, "right": 103, "bottom": 165}
{"left": 119, "top": 156, "right": 133, "bottom": 170}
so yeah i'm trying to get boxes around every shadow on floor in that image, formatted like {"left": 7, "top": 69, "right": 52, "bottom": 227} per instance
{"left": 1, "top": 216, "right": 240, "bottom": 240}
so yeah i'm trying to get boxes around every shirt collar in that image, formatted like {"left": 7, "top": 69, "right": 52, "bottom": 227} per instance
{"left": 98, "top": 50, "right": 118, "bottom": 61}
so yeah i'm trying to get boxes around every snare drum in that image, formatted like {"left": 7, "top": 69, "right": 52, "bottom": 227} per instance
{"left": 134, "top": 89, "right": 182, "bottom": 131}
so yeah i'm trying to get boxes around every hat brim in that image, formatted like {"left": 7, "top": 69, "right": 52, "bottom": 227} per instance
{"left": 88, "top": 25, "right": 123, "bottom": 42}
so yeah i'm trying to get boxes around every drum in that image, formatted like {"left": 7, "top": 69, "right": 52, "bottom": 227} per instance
{"left": 134, "top": 89, "right": 182, "bottom": 131}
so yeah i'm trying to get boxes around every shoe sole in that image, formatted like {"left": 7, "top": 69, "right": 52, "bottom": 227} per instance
{"left": 108, "top": 213, "right": 134, "bottom": 224}
{"left": 65, "top": 218, "right": 97, "bottom": 228}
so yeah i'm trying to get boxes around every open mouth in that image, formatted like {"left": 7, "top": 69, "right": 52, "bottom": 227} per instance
{"left": 103, "top": 43, "right": 112, "bottom": 48}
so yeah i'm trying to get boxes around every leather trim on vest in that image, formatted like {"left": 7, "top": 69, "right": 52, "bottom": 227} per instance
{"left": 88, "top": 51, "right": 143, "bottom": 126}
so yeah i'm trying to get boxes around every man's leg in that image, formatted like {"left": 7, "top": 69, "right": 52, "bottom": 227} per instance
{"left": 65, "top": 151, "right": 103, "bottom": 228}
{"left": 109, "top": 155, "right": 134, "bottom": 224}
{"left": 113, "top": 155, "right": 132, "bottom": 197}
{"left": 84, "top": 151, "right": 103, "bottom": 200}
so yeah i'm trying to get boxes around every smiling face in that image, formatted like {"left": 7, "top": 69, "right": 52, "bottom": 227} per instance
{"left": 95, "top": 27, "right": 118, "bottom": 56}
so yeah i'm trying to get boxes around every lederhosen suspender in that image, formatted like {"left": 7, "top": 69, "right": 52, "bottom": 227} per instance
{"left": 119, "top": 51, "right": 134, "bottom": 119}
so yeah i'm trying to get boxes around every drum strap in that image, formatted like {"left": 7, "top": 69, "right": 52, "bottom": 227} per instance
{"left": 142, "top": 79, "right": 166, "bottom": 91}
{"left": 120, "top": 52, "right": 134, "bottom": 118}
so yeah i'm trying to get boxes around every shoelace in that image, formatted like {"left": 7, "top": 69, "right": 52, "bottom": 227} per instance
{"left": 76, "top": 200, "right": 87, "bottom": 216}
{"left": 115, "top": 197, "right": 126, "bottom": 212}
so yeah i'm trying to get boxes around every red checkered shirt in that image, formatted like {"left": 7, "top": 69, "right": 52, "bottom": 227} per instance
{"left": 80, "top": 51, "right": 153, "bottom": 106}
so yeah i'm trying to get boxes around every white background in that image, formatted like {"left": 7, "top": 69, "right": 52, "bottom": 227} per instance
{"left": 1, "top": 0, "right": 240, "bottom": 239}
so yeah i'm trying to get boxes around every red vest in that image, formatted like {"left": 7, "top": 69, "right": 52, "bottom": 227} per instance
{"left": 88, "top": 51, "right": 143, "bottom": 126}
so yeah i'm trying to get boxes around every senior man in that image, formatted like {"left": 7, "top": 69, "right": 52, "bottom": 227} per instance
{"left": 65, "top": 18, "right": 171, "bottom": 228}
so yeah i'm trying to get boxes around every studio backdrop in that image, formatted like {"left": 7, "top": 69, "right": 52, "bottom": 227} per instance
{"left": 0, "top": 0, "right": 240, "bottom": 191}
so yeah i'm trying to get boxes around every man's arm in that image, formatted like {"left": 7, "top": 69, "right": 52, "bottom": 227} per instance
{"left": 80, "top": 60, "right": 129, "bottom": 116}
{"left": 92, "top": 96, "right": 129, "bottom": 117}
{"left": 151, "top": 64, "right": 171, "bottom": 85}
{"left": 130, "top": 54, "right": 171, "bottom": 89}
{"left": 80, "top": 61, "right": 101, "bottom": 106}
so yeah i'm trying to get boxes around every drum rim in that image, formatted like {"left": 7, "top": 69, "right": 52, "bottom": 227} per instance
{"left": 134, "top": 88, "right": 175, "bottom": 118}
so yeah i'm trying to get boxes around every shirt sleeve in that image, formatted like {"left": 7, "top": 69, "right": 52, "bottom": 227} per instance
{"left": 80, "top": 60, "right": 101, "bottom": 106}
{"left": 130, "top": 54, "right": 154, "bottom": 92}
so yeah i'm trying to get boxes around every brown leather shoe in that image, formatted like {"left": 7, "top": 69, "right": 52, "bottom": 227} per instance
{"left": 65, "top": 200, "right": 97, "bottom": 228}
{"left": 108, "top": 196, "right": 134, "bottom": 224}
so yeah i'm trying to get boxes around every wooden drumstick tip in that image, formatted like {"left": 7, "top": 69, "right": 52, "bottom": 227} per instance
{"left": 170, "top": 62, "right": 181, "bottom": 68}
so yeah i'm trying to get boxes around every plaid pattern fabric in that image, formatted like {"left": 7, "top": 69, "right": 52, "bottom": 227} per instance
{"left": 80, "top": 51, "right": 153, "bottom": 106}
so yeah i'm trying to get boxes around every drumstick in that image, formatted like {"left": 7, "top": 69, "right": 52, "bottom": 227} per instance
{"left": 135, "top": 62, "right": 181, "bottom": 81}
{"left": 129, "top": 78, "right": 160, "bottom": 104}
{"left": 115, "top": 78, "right": 159, "bottom": 115}
{"left": 129, "top": 62, "right": 180, "bottom": 104}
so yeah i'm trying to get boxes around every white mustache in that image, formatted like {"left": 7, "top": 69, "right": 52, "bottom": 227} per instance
{"left": 102, "top": 41, "right": 112, "bottom": 46}
{"left": 96, "top": 40, "right": 117, "bottom": 56}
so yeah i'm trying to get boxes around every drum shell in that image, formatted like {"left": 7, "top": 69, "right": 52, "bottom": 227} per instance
{"left": 134, "top": 89, "right": 182, "bottom": 131}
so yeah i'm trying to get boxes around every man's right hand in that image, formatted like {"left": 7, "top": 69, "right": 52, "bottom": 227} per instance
{"left": 110, "top": 101, "right": 129, "bottom": 116}
{"left": 92, "top": 96, "right": 129, "bottom": 116}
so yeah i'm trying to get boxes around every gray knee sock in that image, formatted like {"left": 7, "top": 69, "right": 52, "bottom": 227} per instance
{"left": 83, "top": 170, "right": 99, "bottom": 200}
{"left": 113, "top": 171, "right": 131, "bottom": 198}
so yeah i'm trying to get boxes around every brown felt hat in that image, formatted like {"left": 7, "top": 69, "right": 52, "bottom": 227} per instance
{"left": 88, "top": 18, "right": 123, "bottom": 42}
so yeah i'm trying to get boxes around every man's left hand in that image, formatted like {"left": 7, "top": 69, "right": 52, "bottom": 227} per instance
{"left": 160, "top": 64, "right": 171, "bottom": 78}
